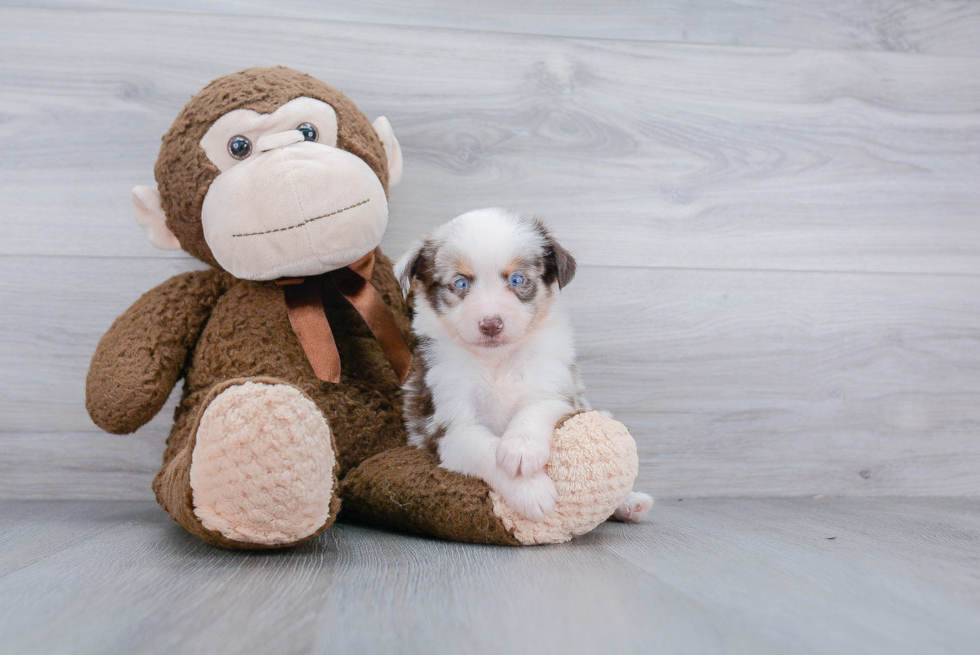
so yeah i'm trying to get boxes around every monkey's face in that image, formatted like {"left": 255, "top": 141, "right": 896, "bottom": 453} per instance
{"left": 133, "top": 69, "right": 402, "bottom": 277}
{"left": 197, "top": 97, "right": 388, "bottom": 280}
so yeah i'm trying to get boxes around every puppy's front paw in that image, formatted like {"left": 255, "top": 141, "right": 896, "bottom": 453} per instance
{"left": 494, "top": 471, "right": 558, "bottom": 521}
{"left": 496, "top": 432, "right": 551, "bottom": 477}
{"left": 612, "top": 491, "right": 654, "bottom": 523}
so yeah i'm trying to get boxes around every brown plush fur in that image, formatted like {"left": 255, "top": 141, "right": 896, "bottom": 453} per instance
{"left": 339, "top": 447, "right": 521, "bottom": 546}
{"left": 86, "top": 67, "right": 516, "bottom": 549}
{"left": 86, "top": 269, "right": 236, "bottom": 435}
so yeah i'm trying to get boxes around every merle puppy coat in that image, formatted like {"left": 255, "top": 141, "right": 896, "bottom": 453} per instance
{"left": 396, "top": 209, "right": 653, "bottom": 523}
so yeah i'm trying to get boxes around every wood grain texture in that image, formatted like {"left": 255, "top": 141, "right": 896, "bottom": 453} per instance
{"left": 0, "top": 498, "right": 977, "bottom": 654}
{"left": 6, "top": 0, "right": 980, "bottom": 57}
{"left": 1, "top": 4, "right": 979, "bottom": 500}
{"left": 3, "top": 256, "right": 978, "bottom": 498}
{"left": 2, "top": 8, "right": 980, "bottom": 274}
{"left": 0, "top": 433, "right": 166, "bottom": 501}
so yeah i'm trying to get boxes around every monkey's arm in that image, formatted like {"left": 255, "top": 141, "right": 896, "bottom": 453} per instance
{"left": 86, "top": 269, "right": 235, "bottom": 434}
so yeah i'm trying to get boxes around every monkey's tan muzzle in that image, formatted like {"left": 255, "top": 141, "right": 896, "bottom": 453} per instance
{"left": 201, "top": 138, "right": 388, "bottom": 281}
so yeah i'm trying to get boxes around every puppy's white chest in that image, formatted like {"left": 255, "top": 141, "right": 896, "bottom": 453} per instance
{"left": 473, "top": 364, "right": 533, "bottom": 436}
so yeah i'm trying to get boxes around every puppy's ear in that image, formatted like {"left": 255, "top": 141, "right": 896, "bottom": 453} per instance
{"left": 393, "top": 239, "right": 424, "bottom": 298}
{"left": 536, "top": 220, "right": 577, "bottom": 290}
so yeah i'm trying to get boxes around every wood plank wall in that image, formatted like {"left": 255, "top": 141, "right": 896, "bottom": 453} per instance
{"left": 1, "top": 2, "right": 978, "bottom": 499}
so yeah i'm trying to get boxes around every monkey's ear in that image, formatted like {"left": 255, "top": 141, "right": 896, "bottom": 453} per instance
{"left": 372, "top": 116, "right": 403, "bottom": 188}
{"left": 393, "top": 239, "right": 424, "bottom": 298}
{"left": 132, "top": 186, "right": 181, "bottom": 250}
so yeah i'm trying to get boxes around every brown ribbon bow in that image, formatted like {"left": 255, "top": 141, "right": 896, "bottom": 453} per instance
{"left": 277, "top": 251, "right": 413, "bottom": 384}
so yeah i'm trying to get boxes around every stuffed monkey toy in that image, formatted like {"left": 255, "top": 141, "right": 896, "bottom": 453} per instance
{"left": 86, "top": 67, "right": 638, "bottom": 549}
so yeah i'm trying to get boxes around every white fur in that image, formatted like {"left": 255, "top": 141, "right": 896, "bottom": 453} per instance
{"left": 613, "top": 491, "right": 654, "bottom": 523}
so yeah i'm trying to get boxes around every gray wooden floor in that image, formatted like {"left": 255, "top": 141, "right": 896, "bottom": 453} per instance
{"left": 1, "top": 498, "right": 978, "bottom": 655}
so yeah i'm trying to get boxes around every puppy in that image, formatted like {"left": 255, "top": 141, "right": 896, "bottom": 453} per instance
{"left": 395, "top": 208, "right": 652, "bottom": 522}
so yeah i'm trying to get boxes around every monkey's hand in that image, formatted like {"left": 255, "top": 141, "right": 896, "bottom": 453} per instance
{"left": 86, "top": 269, "right": 234, "bottom": 434}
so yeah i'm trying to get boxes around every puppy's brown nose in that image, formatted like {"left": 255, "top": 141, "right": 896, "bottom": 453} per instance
{"left": 479, "top": 316, "right": 504, "bottom": 338}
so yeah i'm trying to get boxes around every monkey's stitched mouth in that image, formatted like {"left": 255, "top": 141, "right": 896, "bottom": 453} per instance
{"left": 231, "top": 199, "right": 371, "bottom": 238}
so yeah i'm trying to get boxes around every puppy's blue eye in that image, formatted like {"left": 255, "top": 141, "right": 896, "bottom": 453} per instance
{"left": 454, "top": 278, "right": 469, "bottom": 290}
{"left": 509, "top": 273, "right": 525, "bottom": 287}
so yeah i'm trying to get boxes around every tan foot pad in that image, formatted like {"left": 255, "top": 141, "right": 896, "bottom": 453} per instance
{"left": 189, "top": 381, "right": 336, "bottom": 545}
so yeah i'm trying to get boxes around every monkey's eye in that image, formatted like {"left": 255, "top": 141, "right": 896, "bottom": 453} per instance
{"left": 297, "top": 123, "right": 318, "bottom": 142}
{"left": 453, "top": 277, "right": 470, "bottom": 290}
{"left": 508, "top": 273, "right": 525, "bottom": 287}
{"left": 227, "top": 135, "right": 252, "bottom": 160}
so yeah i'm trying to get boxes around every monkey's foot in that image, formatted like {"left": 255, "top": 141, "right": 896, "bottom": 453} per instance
{"left": 189, "top": 381, "right": 337, "bottom": 545}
